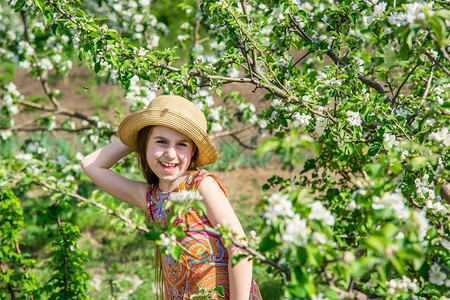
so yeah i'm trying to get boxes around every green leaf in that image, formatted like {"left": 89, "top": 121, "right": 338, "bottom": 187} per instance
{"left": 169, "top": 244, "right": 182, "bottom": 261}
{"left": 231, "top": 254, "right": 247, "bottom": 266}
{"left": 213, "top": 286, "right": 224, "bottom": 297}
{"left": 363, "top": 163, "right": 383, "bottom": 179}
{"left": 368, "top": 143, "right": 381, "bottom": 156}
{"left": 259, "top": 234, "right": 277, "bottom": 252}
{"left": 256, "top": 138, "right": 279, "bottom": 157}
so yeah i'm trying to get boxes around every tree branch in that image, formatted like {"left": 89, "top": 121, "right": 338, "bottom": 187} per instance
{"left": 21, "top": 11, "right": 60, "bottom": 108}
{"left": 39, "top": 182, "right": 150, "bottom": 233}
{"left": 287, "top": 13, "right": 389, "bottom": 99}
{"left": 425, "top": 51, "right": 450, "bottom": 76}
{"left": 392, "top": 64, "right": 419, "bottom": 106}
{"left": 185, "top": 226, "right": 290, "bottom": 275}
{"left": 420, "top": 64, "right": 435, "bottom": 103}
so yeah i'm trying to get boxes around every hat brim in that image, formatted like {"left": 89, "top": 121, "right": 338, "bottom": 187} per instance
{"left": 118, "top": 108, "right": 218, "bottom": 167}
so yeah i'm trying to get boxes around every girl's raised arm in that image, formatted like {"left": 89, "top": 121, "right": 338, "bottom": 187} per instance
{"left": 198, "top": 176, "right": 253, "bottom": 300}
{"left": 81, "top": 140, "right": 149, "bottom": 212}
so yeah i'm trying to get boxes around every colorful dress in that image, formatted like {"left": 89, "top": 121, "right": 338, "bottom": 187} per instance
{"left": 146, "top": 169, "right": 262, "bottom": 300}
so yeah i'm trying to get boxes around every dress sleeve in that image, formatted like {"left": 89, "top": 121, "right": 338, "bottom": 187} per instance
{"left": 192, "top": 170, "right": 228, "bottom": 198}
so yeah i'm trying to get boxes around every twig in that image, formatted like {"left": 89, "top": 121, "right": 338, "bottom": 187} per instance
{"left": 432, "top": 257, "right": 450, "bottom": 275}
{"left": 425, "top": 51, "right": 450, "bottom": 76}
{"left": 293, "top": 51, "right": 311, "bottom": 67}
{"left": 39, "top": 182, "right": 150, "bottom": 233}
{"left": 429, "top": 32, "right": 450, "bottom": 64}
{"left": 239, "top": 0, "right": 258, "bottom": 72}
{"left": 382, "top": 112, "right": 412, "bottom": 141}
{"left": 287, "top": 13, "right": 389, "bottom": 100}
{"left": 392, "top": 64, "right": 419, "bottom": 106}
{"left": 420, "top": 64, "right": 435, "bottom": 103}
{"left": 17, "top": 99, "right": 100, "bottom": 125}
{"left": 186, "top": 226, "right": 290, "bottom": 275}
{"left": 230, "top": 133, "right": 257, "bottom": 150}
{"left": 21, "top": 11, "right": 60, "bottom": 108}
{"left": 0, "top": 259, "right": 15, "bottom": 298}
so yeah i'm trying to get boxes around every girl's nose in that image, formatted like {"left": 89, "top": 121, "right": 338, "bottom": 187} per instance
{"left": 164, "top": 147, "right": 176, "bottom": 159}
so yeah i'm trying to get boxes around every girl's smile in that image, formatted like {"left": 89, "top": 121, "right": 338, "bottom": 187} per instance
{"left": 146, "top": 126, "right": 196, "bottom": 192}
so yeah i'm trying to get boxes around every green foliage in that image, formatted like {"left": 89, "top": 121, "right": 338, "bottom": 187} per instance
{"left": 1, "top": 0, "right": 449, "bottom": 298}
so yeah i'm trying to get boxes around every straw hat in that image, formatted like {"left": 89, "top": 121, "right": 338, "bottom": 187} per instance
{"left": 118, "top": 95, "right": 218, "bottom": 167}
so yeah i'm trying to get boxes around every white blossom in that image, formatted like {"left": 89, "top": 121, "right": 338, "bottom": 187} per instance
{"left": 373, "top": 2, "right": 387, "bottom": 18}
{"left": 292, "top": 112, "right": 312, "bottom": 127}
{"left": 372, "top": 192, "right": 410, "bottom": 220}
{"left": 308, "top": 201, "right": 335, "bottom": 226}
{"left": 315, "top": 116, "right": 327, "bottom": 136}
{"left": 428, "top": 128, "right": 450, "bottom": 146}
{"left": 383, "top": 133, "right": 399, "bottom": 149}
{"left": 264, "top": 193, "right": 294, "bottom": 224}
{"left": 0, "top": 130, "right": 12, "bottom": 140}
{"left": 442, "top": 239, "right": 450, "bottom": 251}
{"left": 169, "top": 190, "right": 202, "bottom": 202}
{"left": 15, "top": 153, "right": 32, "bottom": 160}
{"left": 281, "top": 214, "right": 308, "bottom": 246}
{"left": 346, "top": 110, "right": 362, "bottom": 126}
{"left": 429, "top": 271, "right": 446, "bottom": 286}
{"left": 210, "top": 122, "right": 223, "bottom": 133}
{"left": 39, "top": 57, "right": 53, "bottom": 70}
{"left": 388, "top": 12, "right": 407, "bottom": 27}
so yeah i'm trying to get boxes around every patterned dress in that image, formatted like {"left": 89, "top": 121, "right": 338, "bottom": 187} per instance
{"left": 146, "top": 169, "right": 262, "bottom": 300}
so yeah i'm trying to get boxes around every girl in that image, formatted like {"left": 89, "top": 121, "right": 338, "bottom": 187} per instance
{"left": 81, "top": 95, "right": 262, "bottom": 299}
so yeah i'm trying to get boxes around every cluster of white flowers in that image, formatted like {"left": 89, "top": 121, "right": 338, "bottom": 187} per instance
{"left": 208, "top": 107, "right": 223, "bottom": 133}
{"left": 159, "top": 233, "right": 177, "bottom": 249}
{"left": 237, "top": 102, "right": 258, "bottom": 124}
{"left": 428, "top": 127, "right": 450, "bottom": 146}
{"left": 429, "top": 263, "right": 448, "bottom": 286}
{"left": 372, "top": 192, "right": 410, "bottom": 219}
{"left": 125, "top": 75, "right": 157, "bottom": 111}
{"left": 26, "top": 142, "right": 47, "bottom": 154}
{"left": 168, "top": 190, "right": 202, "bottom": 202}
{"left": 364, "top": 2, "right": 387, "bottom": 25}
{"left": 413, "top": 210, "right": 430, "bottom": 241}
{"left": 388, "top": 2, "right": 433, "bottom": 28}
{"left": 133, "top": 46, "right": 147, "bottom": 57}
{"left": 383, "top": 133, "right": 399, "bottom": 150}
{"left": 15, "top": 153, "right": 33, "bottom": 160}
{"left": 425, "top": 196, "right": 449, "bottom": 216}
{"left": 346, "top": 110, "right": 362, "bottom": 126}
{"left": 414, "top": 173, "right": 435, "bottom": 200}
{"left": 308, "top": 201, "right": 335, "bottom": 226}
{"left": 263, "top": 193, "right": 294, "bottom": 224}
{"left": 385, "top": 276, "right": 419, "bottom": 295}
{"left": 292, "top": 112, "right": 311, "bottom": 127}
{"left": 281, "top": 214, "right": 308, "bottom": 246}
{"left": 315, "top": 116, "right": 327, "bottom": 136}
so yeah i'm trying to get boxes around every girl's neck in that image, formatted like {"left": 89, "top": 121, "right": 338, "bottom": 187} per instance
{"left": 158, "top": 170, "right": 192, "bottom": 193}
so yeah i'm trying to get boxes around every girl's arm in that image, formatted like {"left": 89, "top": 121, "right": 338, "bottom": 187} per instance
{"left": 198, "top": 177, "right": 252, "bottom": 300}
{"left": 81, "top": 140, "right": 148, "bottom": 212}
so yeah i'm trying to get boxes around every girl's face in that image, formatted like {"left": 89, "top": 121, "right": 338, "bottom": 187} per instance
{"left": 146, "top": 126, "right": 196, "bottom": 191}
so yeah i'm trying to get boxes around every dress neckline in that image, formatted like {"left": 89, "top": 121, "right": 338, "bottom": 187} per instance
{"left": 156, "top": 170, "right": 196, "bottom": 194}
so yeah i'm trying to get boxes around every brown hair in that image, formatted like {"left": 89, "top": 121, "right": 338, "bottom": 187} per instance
{"left": 136, "top": 126, "right": 159, "bottom": 185}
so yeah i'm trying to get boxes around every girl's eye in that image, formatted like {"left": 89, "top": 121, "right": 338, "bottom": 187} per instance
{"left": 157, "top": 140, "right": 166, "bottom": 145}
{"left": 178, "top": 143, "right": 187, "bottom": 147}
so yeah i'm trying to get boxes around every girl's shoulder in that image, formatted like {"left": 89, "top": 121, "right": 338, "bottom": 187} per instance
{"left": 189, "top": 169, "right": 228, "bottom": 197}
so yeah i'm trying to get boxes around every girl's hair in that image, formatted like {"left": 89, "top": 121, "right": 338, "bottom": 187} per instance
{"left": 136, "top": 126, "right": 159, "bottom": 185}
{"left": 136, "top": 126, "right": 199, "bottom": 185}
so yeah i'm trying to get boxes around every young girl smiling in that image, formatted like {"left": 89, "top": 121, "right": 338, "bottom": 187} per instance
{"left": 81, "top": 95, "right": 262, "bottom": 299}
